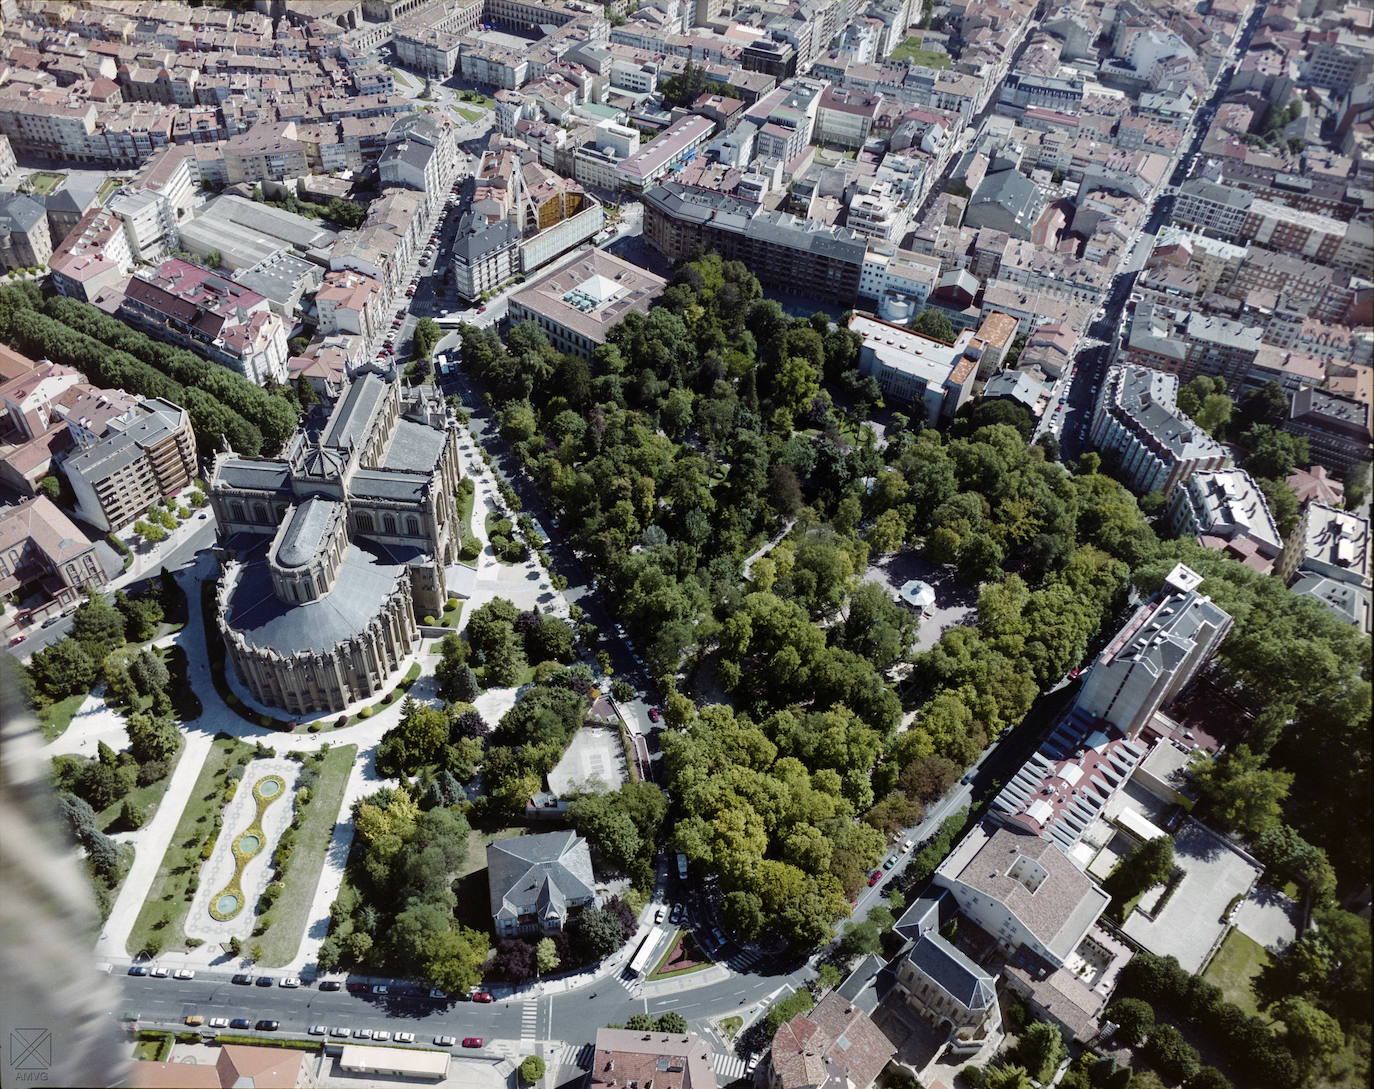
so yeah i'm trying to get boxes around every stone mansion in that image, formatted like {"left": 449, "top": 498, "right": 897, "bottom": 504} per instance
{"left": 209, "top": 370, "right": 462, "bottom": 713}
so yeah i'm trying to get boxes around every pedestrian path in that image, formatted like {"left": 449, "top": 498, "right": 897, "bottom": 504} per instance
{"left": 712, "top": 1053, "right": 747, "bottom": 1080}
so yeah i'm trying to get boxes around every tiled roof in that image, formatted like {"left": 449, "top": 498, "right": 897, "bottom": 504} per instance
{"left": 770, "top": 993, "right": 895, "bottom": 1089}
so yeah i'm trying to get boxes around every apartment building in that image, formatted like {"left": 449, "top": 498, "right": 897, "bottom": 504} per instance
{"left": 48, "top": 205, "right": 134, "bottom": 302}
{"left": 643, "top": 181, "right": 867, "bottom": 304}
{"left": 120, "top": 258, "right": 289, "bottom": 386}
{"left": 615, "top": 114, "right": 715, "bottom": 193}
{"left": 1089, "top": 364, "right": 1231, "bottom": 497}
{"left": 1277, "top": 501, "right": 1371, "bottom": 632}
{"left": 1287, "top": 386, "right": 1373, "bottom": 474}
{"left": 0, "top": 495, "right": 107, "bottom": 633}
{"left": 1167, "top": 468, "right": 1282, "bottom": 574}
{"left": 1076, "top": 562, "right": 1234, "bottom": 737}
{"left": 0, "top": 194, "right": 53, "bottom": 272}
{"left": 64, "top": 396, "right": 198, "bottom": 531}
{"left": 1121, "top": 303, "right": 1266, "bottom": 392}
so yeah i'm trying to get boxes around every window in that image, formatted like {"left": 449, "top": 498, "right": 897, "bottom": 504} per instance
{"left": 405, "top": 515, "right": 420, "bottom": 535}
{"left": 230, "top": 501, "right": 245, "bottom": 521}
{"left": 356, "top": 511, "right": 374, "bottom": 532}
{"left": 383, "top": 514, "right": 397, "bottom": 534}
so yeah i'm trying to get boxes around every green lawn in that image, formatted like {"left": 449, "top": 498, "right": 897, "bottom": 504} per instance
{"left": 97, "top": 176, "right": 129, "bottom": 203}
{"left": 126, "top": 736, "right": 255, "bottom": 958}
{"left": 455, "top": 106, "right": 483, "bottom": 122}
{"left": 26, "top": 170, "right": 66, "bottom": 195}
{"left": 889, "top": 37, "right": 951, "bottom": 68}
{"left": 95, "top": 740, "right": 186, "bottom": 834}
{"left": 255, "top": 744, "right": 358, "bottom": 966}
{"left": 1202, "top": 927, "right": 1271, "bottom": 1017}
{"left": 38, "top": 692, "right": 88, "bottom": 742}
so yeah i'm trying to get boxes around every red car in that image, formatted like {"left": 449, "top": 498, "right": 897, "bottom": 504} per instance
{"left": 868, "top": 871, "right": 882, "bottom": 886}
{"left": 476, "top": 303, "right": 487, "bottom": 313}
{"left": 472, "top": 991, "right": 494, "bottom": 1003}
{"left": 462, "top": 1037, "right": 484, "bottom": 1048}
{"left": 648, "top": 707, "right": 661, "bottom": 722}
{"left": 346, "top": 982, "right": 367, "bottom": 993}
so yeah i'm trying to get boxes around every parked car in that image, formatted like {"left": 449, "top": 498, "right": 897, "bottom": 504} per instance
{"left": 174, "top": 969, "right": 196, "bottom": 980}
{"left": 128, "top": 966, "right": 148, "bottom": 976}
{"left": 429, "top": 988, "right": 448, "bottom": 1000}
{"left": 255, "top": 1020, "right": 279, "bottom": 1032}
{"left": 185, "top": 1015, "right": 204, "bottom": 1026}
{"left": 901, "top": 839, "right": 914, "bottom": 852}
{"left": 883, "top": 855, "right": 898, "bottom": 870}
{"left": 648, "top": 707, "right": 661, "bottom": 722}
{"left": 229, "top": 1019, "right": 252, "bottom": 1030}
{"left": 372, "top": 985, "right": 389, "bottom": 996}
{"left": 353, "top": 1028, "right": 373, "bottom": 1039}
{"left": 346, "top": 982, "right": 367, "bottom": 994}
{"left": 308, "top": 1025, "right": 327, "bottom": 1036}
{"left": 319, "top": 980, "right": 342, "bottom": 991}
{"left": 331, "top": 1028, "right": 351, "bottom": 1038}
{"left": 655, "top": 908, "right": 664, "bottom": 923}
{"left": 375, "top": 1030, "right": 391, "bottom": 1042}
{"left": 435, "top": 1035, "right": 456, "bottom": 1047}
{"left": 868, "top": 870, "right": 882, "bottom": 886}
{"left": 8, "top": 634, "right": 23, "bottom": 646}
{"left": 476, "top": 303, "right": 487, "bottom": 313}
{"left": 463, "top": 1037, "right": 484, "bottom": 1048}
{"left": 208, "top": 1018, "right": 230, "bottom": 1029}
{"left": 255, "top": 976, "right": 273, "bottom": 987}
{"left": 395, "top": 1032, "right": 416, "bottom": 1044}
{"left": 278, "top": 977, "right": 300, "bottom": 988}
{"left": 472, "top": 991, "right": 494, "bottom": 1003}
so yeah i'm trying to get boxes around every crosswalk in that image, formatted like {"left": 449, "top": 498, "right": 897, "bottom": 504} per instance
{"left": 520, "top": 998, "right": 539, "bottom": 1045}
{"left": 712, "top": 1052, "right": 747, "bottom": 1081}
{"left": 553, "top": 1042, "right": 595, "bottom": 1070}
{"left": 726, "top": 948, "right": 762, "bottom": 973}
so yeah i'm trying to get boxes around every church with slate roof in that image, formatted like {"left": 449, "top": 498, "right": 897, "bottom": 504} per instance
{"left": 208, "top": 369, "right": 461, "bottom": 714}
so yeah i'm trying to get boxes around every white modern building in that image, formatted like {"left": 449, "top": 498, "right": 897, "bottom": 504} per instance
{"left": 1089, "top": 364, "right": 1231, "bottom": 497}
{"left": 850, "top": 312, "right": 978, "bottom": 427}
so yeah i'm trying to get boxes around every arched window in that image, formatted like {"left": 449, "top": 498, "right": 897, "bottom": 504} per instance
{"left": 405, "top": 515, "right": 420, "bottom": 536}
{"left": 230, "top": 501, "right": 245, "bottom": 521}
{"left": 253, "top": 502, "right": 268, "bottom": 522}
{"left": 356, "top": 511, "right": 374, "bottom": 532}
{"left": 383, "top": 514, "right": 397, "bottom": 535}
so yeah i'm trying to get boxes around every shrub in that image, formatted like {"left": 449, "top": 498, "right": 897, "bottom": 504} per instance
{"left": 359, "top": 706, "right": 373, "bottom": 719}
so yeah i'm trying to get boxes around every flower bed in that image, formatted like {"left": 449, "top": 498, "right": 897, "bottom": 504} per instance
{"left": 649, "top": 931, "right": 710, "bottom": 979}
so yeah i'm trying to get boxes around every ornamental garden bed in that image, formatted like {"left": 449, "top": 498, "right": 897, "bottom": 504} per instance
{"left": 649, "top": 931, "right": 711, "bottom": 980}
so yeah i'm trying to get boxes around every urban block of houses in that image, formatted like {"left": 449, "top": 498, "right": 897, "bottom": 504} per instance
{"left": 587, "top": 1027, "right": 717, "bottom": 1089}
{"left": 0, "top": 494, "right": 108, "bottom": 636}
{"left": 487, "top": 829, "right": 598, "bottom": 938}
{"left": 769, "top": 991, "right": 896, "bottom": 1089}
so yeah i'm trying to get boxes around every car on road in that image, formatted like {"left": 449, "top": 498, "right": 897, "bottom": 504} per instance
{"left": 375, "top": 1030, "right": 391, "bottom": 1042}
{"left": 476, "top": 303, "right": 486, "bottom": 313}
{"left": 868, "top": 870, "right": 882, "bottom": 886}
{"left": 902, "top": 839, "right": 914, "bottom": 852}
{"left": 331, "top": 1028, "right": 351, "bottom": 1038}
{"left": 648, "top": 707, "right": 661, "bottom": 722}
{"left": 472, "top": 991, "right": 494, "bottom": 1003}
{"left": 346, "top": 982, "right": 367, "bottom": 994}
{"left": 208, "top": 1018, "right": 229, "bottom": 1029}
{"left": 128, "top": 966, "right": 148, "bottom": 976}
{"left": 8, "top": 634, "right": 23, "bottom": 645}
{"left": 353, "top": 1028, "right": 373, "bottom": 1039}
{"left": 278, "top": 977, "right": 300, "bottom": 988}
{"left": 319, "top": 980, "right": 342, "bottom": 991}
{"left": 309, "top": 1025, "right": 327, "bottom": 1036}
{"left": 255, "top": 1020, "right": 279, "bottom": 1032}
{"left": 185, "top": 1015, "right": 203, "bottom": 1026}
{"left": 669, "top": 903, "right": 683, "bottom": 923}
{"left": 883, "top": 855, "right": 898, "bottom": 870}
{"left": 395, "top": 1032, "right": 415, "bottom": 1044}
{"left": 372, "top": 985, "right": 388, "bottom": 995}
{"left": 174, "top": 969, "right": 196, "bottom": 980}
{"left": 463, "top": 1037, "right": 484, "bottom": 1048}
{"left": 229, "top": 1019, "right": 252, "bottom": 1030}
{"left": 435, "top": 1035, "right": 456, "bottom": 1047}
{"left": 256, "top": 976, "right": 274, "bottom": 987}
{"left": 655, "top": 908, "right": 664, "bottom": 923}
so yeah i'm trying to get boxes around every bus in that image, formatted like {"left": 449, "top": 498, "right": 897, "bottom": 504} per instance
{"left": 627, "top": 928, "right": 660, "bottom": 978}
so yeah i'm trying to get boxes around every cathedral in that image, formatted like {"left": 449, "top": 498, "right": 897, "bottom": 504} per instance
{"left": 209, "top": 370, "right": 462, "bottom": 714}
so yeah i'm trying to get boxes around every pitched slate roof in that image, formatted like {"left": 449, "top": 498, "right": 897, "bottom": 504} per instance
{"left": 487, "top": 830, "right": 596, "bottom": 927}
{"left": 906, "top": 933, "right": 997, "bottom": 1012}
